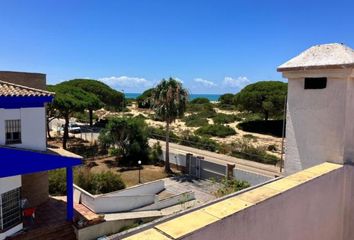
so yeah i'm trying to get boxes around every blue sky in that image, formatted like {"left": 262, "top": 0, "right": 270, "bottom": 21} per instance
{"left": 1, "top": 0, "right": 353, "bottom": 94}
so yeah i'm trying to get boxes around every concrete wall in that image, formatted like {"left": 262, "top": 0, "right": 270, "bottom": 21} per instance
{"left": 21, "top": 172, "right": 49, "bottom": 207}
{"left": 74, "top": 185, "right": 158, "bottom": 213}
{"left": 0, "top": 107, "right": 46, "bottom": 151}
{"left": 233, "top": 168, "right": 272, "bottom": 186}
{"left": 104, "top": 180, "right": 164, "bottom": 197}
{"left": 75, "top": 217, "right": 159, "bottom": 240}
{"left": 179, "top": 165, "right": 347, "bottom": 240}
{"left": 284, "top": 69, "right": 352, "bottom": 174}
{"left": 0, "top": 176, "right": 21, "bottom": 194}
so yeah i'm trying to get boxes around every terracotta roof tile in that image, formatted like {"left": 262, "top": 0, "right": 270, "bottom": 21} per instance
{"left": 0, "top": 80, "right": 54, "bottom": 97}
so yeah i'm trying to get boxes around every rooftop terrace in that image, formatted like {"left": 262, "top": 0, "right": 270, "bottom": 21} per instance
{"left": 116, "top": 162, "right": 354, "bottom": 240}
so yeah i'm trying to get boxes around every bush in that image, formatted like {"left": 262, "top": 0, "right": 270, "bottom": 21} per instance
{"left": 237, "top": 120, "right": 284, "bottom": 137}
{"left": 98, "top": 117, "right": 150, "bottom": 165}
{"left": 214, "top": 177, "right": 250, "bottom": 197}
{"left": 48, "top": 169, "right": 67, "bottom": 196}
{"left": 187, "top": 102, "right": 216, "bottom": 118}
{"left": 149, "top": 142, "right": 163, "bottom": 164}
{"left": 196, "top": 124, "right": 236, "bottom": 138}
{"left": 73, "top": 111, "right": 98, "bottom": 123}
{"left": 243, "top": 134, "right": 258, "bottom": 142}
{"left": 179, "top": 132, "right": 219, "bottom": 152}
{"left": 190, "top": 97, "right": 210, "bottom": 104}
{"left": 148, "top": 126, "right": 179, "bottom": 143}
{"left": 75, "top": 168, "right": 125, "bottom": 194}
{"left": 49, "top": 168, "right": 126, "bottom": 195}
{"left": 212, "top": 113, "right": 241, "bottom": 124}
{"left": 218, "top": 93, "right": 237, "bottom": 110}
{"left": 230, "top": 139, "right": 280, "bottom": 165}
{"left": 183, "top": 114, "right": 209, "bottom": 127}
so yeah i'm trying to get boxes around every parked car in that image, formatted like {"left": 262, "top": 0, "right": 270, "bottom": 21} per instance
{"left": 58, "top": 123, "right": 81, "bottom": 133}
{"left": 93, "top": 119, "right": 109, "bottom": 128}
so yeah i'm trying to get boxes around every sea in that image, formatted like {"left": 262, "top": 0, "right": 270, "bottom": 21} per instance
{"left": 125, "top": 93, "right": 221, "bottom": 101}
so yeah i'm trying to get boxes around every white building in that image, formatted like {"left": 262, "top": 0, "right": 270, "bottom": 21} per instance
{"left": 277, "top": 43, "right": 354, "bottom": 175}
{"left": 0, "top": 72, "right": 81, "bottom": 240}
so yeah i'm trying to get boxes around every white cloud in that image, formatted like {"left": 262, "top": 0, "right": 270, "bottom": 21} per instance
{"left": 98, "top": 76, "right": 153, "bottom": 88}
{"left": 222, "top": 76, "right": 250, "bottom": 89}
{"left": 194, "top": 78, "right": 217, "bottom": 87}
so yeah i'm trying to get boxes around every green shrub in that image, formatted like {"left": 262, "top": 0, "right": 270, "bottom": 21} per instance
{"left": 73, "top": 111, "right": 98, "bottom": 123}
{"left": 267, "top": 144, "right": 278, "bottom": 152}
{"left": 48, "top": 169, "right": 67, "bottom": 196}
{"left": 48, "top": 168, "right": 126, "bottom": 196}
{"left": 187, "top": 103, "right": 216, "bottom": 118}
{"left": 179, "top": 132, "right": 219, "bottom": 152}
{"left": 212, "top": 113, "right": 241, "bottom": 124}
{"left": 183, "top": 114, "right": 209, "bottom": 127}
{"left": 235, "top": 112, "right": 263, "bottom": 121}
{"left": 230, "top": 139, "right": 280, "bottom": 165}
{"left": 149, "top": 142, "right": 163, "bottom": 164}
{"left": 196, "top": 124, "right": 236, "bottom": 138}
{"left": 148, "top": 126, "right": 179, "bottom": 143}
{"left": 214, "top": 177, "right": 250, "bottom": 197}
{"left": 237, "top": 120, "right": 284, "bottom": 137}
{"left": 190, "top": 97, "right": 210, "bottom": 104}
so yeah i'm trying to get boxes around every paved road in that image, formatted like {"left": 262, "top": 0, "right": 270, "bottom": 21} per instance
{"left": 149, "top": 139, "right": 281, "bottom": 178}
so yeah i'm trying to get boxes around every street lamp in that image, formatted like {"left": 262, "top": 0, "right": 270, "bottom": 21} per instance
{"left": 138, "top": 160, "right": 142, "bottom": 184}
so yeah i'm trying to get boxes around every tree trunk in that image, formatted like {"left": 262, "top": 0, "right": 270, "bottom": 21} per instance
{"left": 63, "top": 114, "right": 70, "bottom": 149}
{"left": 165, "top": 121, "right": 172, "bottom": 173}
{"left": 264, "top": 111, "right": 269, "bottom": 121}
{"left": 89, "top": 109, "right": 93, "bottom": 126}
{"left": 47, "top": 117, "right": 52, "bottom": 139}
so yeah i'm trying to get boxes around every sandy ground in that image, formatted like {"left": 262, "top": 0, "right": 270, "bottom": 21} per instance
{"left": 94, "top": 104, "right": 283, "bottom": 156}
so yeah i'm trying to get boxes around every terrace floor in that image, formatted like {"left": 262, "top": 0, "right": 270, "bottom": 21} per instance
{"left": 8, "top": 197, "right": 102, "bottom": 240}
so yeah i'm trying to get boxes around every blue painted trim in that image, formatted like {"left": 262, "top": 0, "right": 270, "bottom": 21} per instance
{"left": 0, "top": 96, "right": 53, "bottom": 109}
{"left": 66, "top": 167, "right": 74, "bottom": 221}
{"left": 0, "top": 147, "right": 82, "bottom": 178}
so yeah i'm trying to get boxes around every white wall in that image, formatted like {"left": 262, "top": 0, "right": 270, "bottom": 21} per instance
{"left": 0, "top": 107, "right": 46, "bottom": 151}
{"left": 0, "top": 176, "right": 21, "bottom": 194}
{"left": 284, "top": 69, "right": 351, "bottom": 174}
{"left": 181, "top": 165, "right": 346, "bottom": 240}
{"left": 0, "top": 176, "right": 22, "bottom": 240}
{"left": 104, "top": 180, "right": 164, "bottom": 197}
{"left": 74, "top": 185, "right": 158, "bottom": 213}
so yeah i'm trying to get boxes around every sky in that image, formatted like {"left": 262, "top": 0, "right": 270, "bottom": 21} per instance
{"left": 1, "top": 0, "right": 354, "bottom": 94}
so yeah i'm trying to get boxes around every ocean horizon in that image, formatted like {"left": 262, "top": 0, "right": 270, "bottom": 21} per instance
{"left": 125, "top": 93, "right": 222, "bottom": 101}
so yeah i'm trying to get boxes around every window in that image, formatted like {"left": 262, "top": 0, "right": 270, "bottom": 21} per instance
{"left": 0, "top": 188, "right": 21, "bottom": 231}
{"left": 5, "top": 120, "right": 21, "bottom": 144}
{"left": 304, "top": 77, "right": 327, "bottom": 89}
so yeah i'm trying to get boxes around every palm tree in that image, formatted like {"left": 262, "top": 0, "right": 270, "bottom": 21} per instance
{"left": 152, "top": 78, "right": 188, "bottom": 173}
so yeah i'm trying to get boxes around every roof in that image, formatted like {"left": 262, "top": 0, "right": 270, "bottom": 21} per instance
{"left": 277, "top": 43, "right": 354, "bottom": 72}
{"left": 0, "top": 80, "right": 54, "bottom": 97}
{"left": 0, "top": 146, "right": 82, "bottom": 178}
